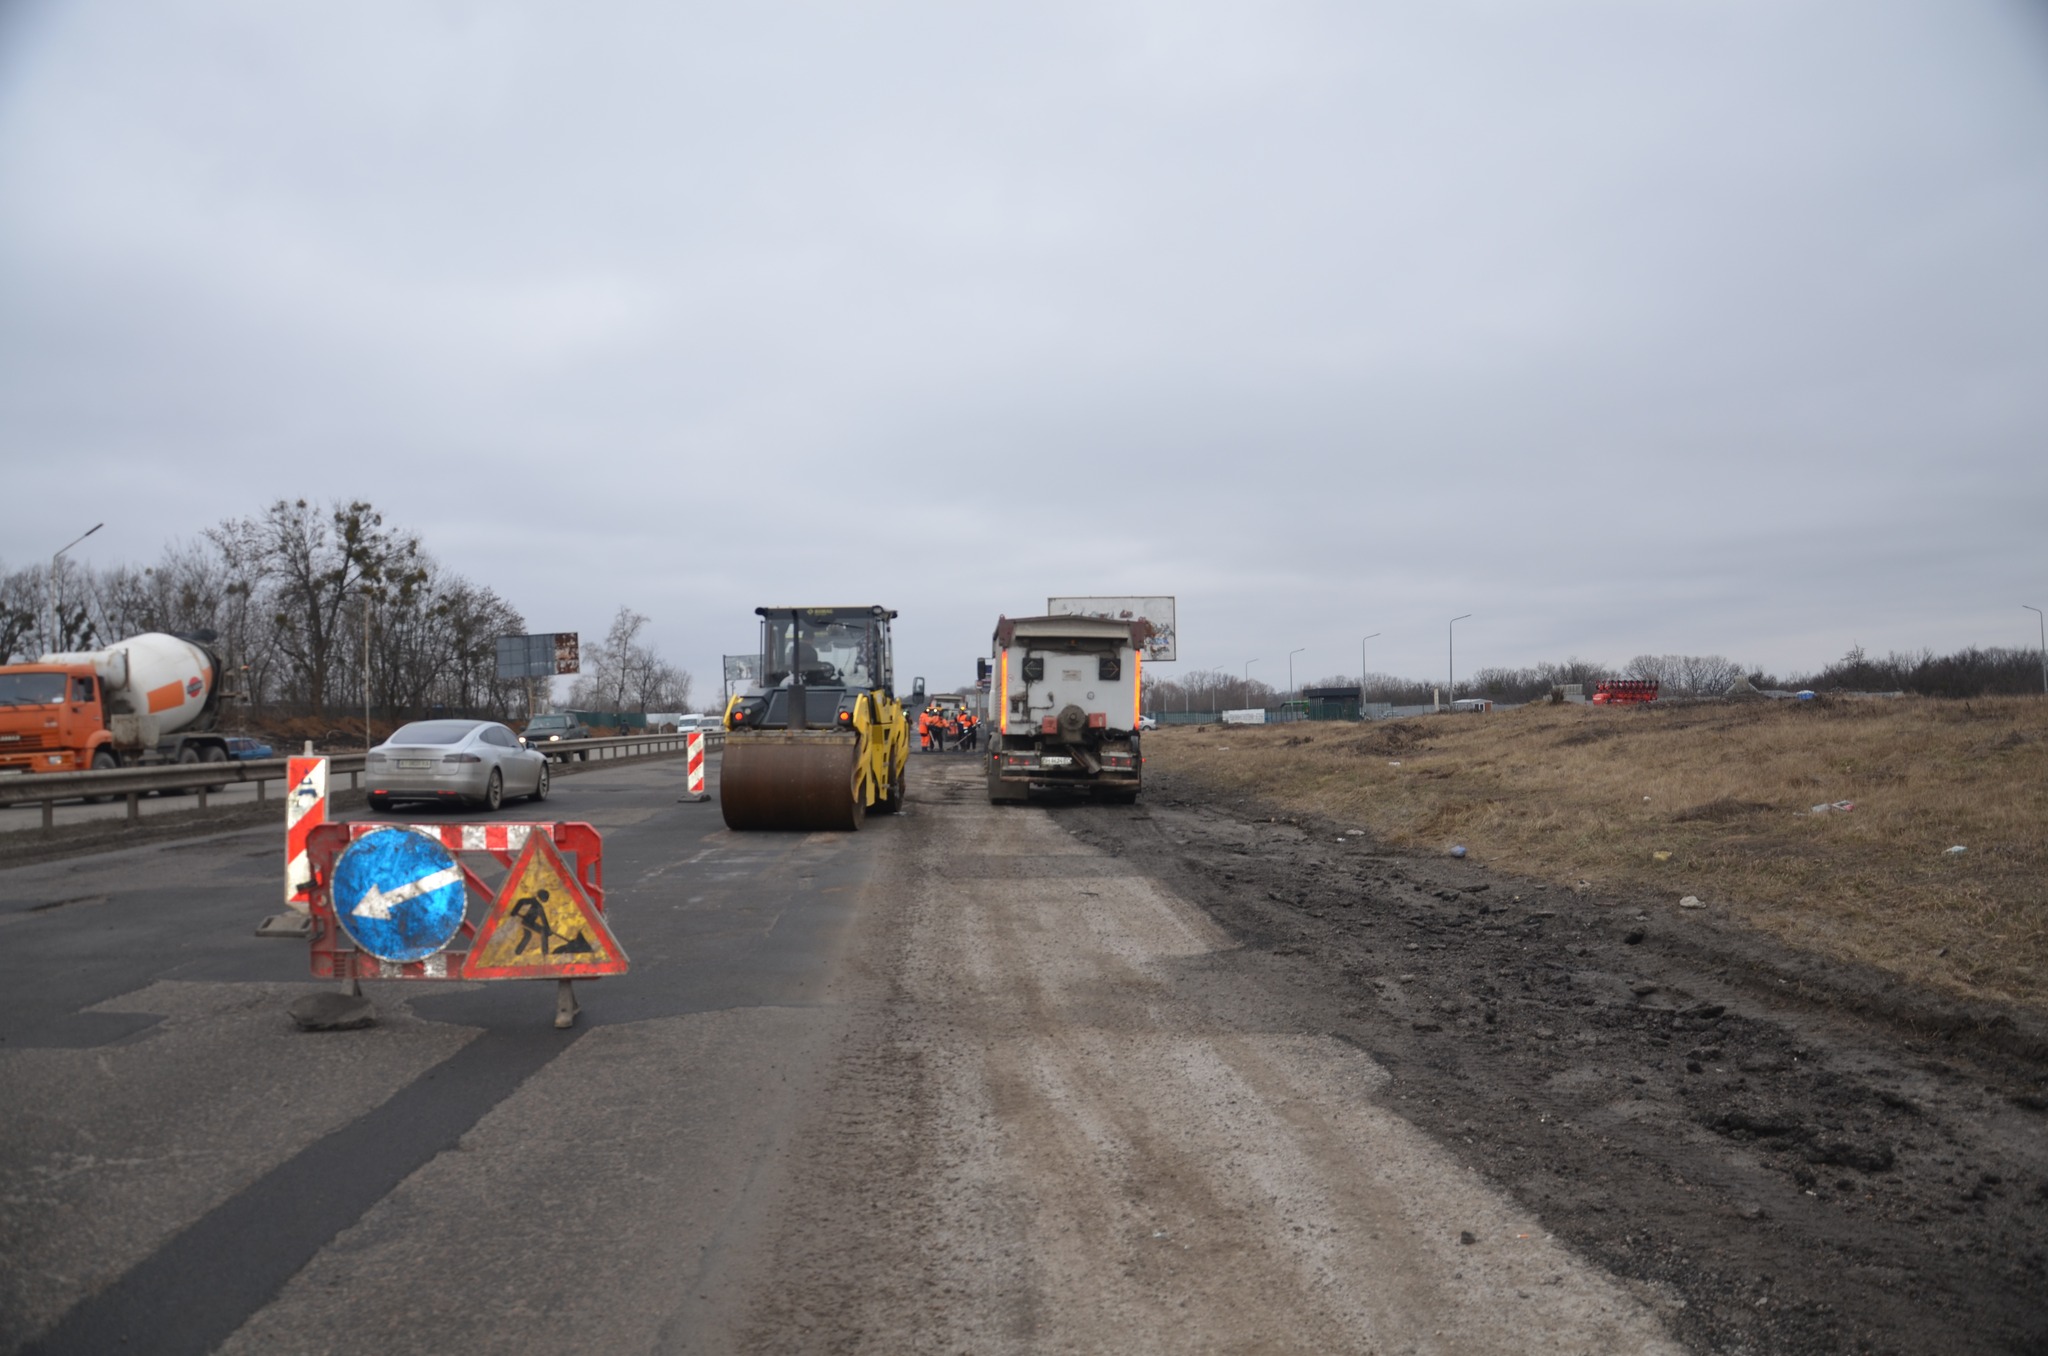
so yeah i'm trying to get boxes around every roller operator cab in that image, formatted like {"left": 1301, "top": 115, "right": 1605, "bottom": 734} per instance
{"left": 718, "top": 606, "right": 910, "bottom": 831}
{"left": 987, "top": 614, "right": 1144, "bottom": 805}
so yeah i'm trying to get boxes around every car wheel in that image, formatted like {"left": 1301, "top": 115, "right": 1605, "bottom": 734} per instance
{"left": 367, "top": 792, "right": 393, "bottom": 812}
{"left": 481, "top": 769, "right": 503, "bottom": 812}
{"left": 530, "top": 761, "right": 550, "bottom": 803}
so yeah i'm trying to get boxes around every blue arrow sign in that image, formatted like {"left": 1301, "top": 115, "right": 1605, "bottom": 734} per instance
{"left": 332, "top": 828, "right": 468, "bottom": 962}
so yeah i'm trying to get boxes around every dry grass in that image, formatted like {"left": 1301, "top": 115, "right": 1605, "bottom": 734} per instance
{"left": 1152, "top": 697, "right": 2048, "bottom": 1011}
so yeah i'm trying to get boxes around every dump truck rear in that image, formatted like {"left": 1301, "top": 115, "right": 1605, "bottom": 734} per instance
{"left": 986, "top": 614, "right": 1143, "bottom": 804}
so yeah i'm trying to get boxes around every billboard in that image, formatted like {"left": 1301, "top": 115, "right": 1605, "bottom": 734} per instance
{"left": 1046, "top": 596, "right": 1177, "bottom": 662}
{"left": 495, "top": 632, "right": 581, "bottom": 680}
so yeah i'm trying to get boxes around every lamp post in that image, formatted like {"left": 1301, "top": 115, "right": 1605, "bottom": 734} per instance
{"left": 1448, "top": 614, "right": 1472, "bottom": 707}
{"left": 1244, "top": 658, "right": 1259, "bottom": 710}
{"left": 48, "top": 522, "right": 104, "bottom": 651}
{"left": 2027, "top": 605, "right": 2046, "bottom": 696}
{"left": 1287, "top": 647, "right": 1305, "bottom": 704}
{"left": 1358, "top": 632, "right": 1380, "bottom": 717}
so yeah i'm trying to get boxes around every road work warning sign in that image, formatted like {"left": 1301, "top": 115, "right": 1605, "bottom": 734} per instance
{"left": 463, "top": 831, "right": 628, "bottom": 980}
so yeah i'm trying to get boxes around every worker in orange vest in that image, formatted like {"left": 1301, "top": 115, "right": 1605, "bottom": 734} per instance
{"left": 917, "top": 708, "right": 932, "bottom": 752}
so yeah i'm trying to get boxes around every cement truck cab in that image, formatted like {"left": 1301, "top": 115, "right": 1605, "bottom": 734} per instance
{"left": 0, "top": 664, "right": 111, "bottom": 774}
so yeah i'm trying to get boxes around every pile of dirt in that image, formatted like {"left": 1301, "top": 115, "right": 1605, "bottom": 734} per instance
{"left": 1059, "top": 770, "right": 2048, "bottom": 1356}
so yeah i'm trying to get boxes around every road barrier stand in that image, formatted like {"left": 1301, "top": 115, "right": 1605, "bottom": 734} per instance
{"left": 686, "top": 730, "right": 710, "bottom": 801}
{"left": 257, "top": 754, "right": 328, "bottom": 938}
{"left": 292, "top": 820, "right": 627, "bottom": 1030}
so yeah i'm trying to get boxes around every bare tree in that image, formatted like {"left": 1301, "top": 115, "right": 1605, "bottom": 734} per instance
{"left": 1625, "top": 653, "right": 1745, "bottom": 695}
{"left": 213, "top": 500, "right": 420, "bottom": 716}
{"left": 0, "top": 564, "right": 42, "bottom": 663}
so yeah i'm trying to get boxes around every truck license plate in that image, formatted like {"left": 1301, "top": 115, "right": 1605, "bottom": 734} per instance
{"left": 397, "top": 759, "right": 433, "bottom": 770}
{"left": 1040, "top": 755, "right": 1073, "bottom": 768}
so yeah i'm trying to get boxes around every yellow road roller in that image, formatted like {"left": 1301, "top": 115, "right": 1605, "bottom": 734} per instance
{"left": 719, "top": 606, "right": 910, "bottom": 831}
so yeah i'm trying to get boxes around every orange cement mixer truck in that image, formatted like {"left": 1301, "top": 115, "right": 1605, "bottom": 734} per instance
{"left": 0, "top": 632, "right": 235, "bottom": 776}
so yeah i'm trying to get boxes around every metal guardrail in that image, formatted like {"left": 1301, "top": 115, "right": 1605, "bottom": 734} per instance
{"left": 0, "top": 730, "right": 721, "bottom": 830}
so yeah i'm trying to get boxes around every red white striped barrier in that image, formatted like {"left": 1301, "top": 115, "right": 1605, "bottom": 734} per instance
{"left": 342, "top": 820, "right": 553, "bottom": 851}
{"left": 284, "top": 755, "right": 328, "bottom": 913}
{"left": 686, "top": 730, "right": 709, "bottom": 801}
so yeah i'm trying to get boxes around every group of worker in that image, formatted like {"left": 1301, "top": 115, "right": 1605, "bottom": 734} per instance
{"left": 918, "top": 704, "right": 979, "bottom": 753}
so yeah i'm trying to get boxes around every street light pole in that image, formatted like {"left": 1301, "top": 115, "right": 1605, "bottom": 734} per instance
{"left": 2026, "top": 605, "right": 2046, "bottom": 696}
{"left": 1244, "top": 659, "right": 1259, "bottom": 710}
{"left": 1448, "top": 614, "right": 1472, "bottom": 707}
{"left": 1358, "top": 632, "right": 1380, "bottom": 716}
{"left": 48, "top": 522, "right": 104, "bottom": 651}
{"left": 1287, "top": 647, "right": 1305, "bottom": 704}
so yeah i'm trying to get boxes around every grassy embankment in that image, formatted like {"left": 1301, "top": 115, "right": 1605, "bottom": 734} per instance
{"left": 1149, "top": 697, "right": 2048, "bottom": 1011}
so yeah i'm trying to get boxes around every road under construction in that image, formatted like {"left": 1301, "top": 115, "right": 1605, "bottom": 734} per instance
{"left": 3, "top": 735, "right": 2042, "bottom": 1355}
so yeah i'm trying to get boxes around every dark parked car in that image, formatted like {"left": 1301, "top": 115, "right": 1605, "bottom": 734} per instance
{"left": 223, "top": 736, "right": 275, "bottom": 760}
{"left": 520, "top": 713, "right": 591, "bottom": 760}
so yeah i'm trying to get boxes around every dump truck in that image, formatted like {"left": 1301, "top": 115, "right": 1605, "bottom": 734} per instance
{"left": 986, "top": 614, "right": 1144, "bottom": 804}
{"left": 0, "top": 631, "right": 234, "bottom": 775}
{"left": 719, "top": 606, "right": 910, "bottom": 830}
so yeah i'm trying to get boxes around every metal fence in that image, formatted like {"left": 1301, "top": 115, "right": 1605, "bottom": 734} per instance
{"left": 0, "top": 732, "right": 717, "bottom": 833}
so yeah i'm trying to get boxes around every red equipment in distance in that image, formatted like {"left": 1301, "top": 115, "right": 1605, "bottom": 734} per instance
{"left": 1591, "top": 679, "right": 1660, "bottom": 705}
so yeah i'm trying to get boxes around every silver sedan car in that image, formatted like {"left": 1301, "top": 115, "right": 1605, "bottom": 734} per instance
{"left": 366, "top": 720, "right": 550, "bottom": 812}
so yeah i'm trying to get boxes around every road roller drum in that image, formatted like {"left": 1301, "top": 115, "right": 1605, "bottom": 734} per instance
{"left": 719, "top": 731, "right": 865, "bottom": 831}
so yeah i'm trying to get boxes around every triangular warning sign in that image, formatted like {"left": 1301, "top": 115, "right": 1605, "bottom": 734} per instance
{"left": 462, "top": 832, "right": 628, "bottom": 980}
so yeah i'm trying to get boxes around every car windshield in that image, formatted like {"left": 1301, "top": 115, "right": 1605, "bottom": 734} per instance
{"left": 760, "top": 609, "right": 879, "bottom": 689}
{"left": 0, "top": 673, "right": 67, "bottom": 706}
{"left": 527, "top": 716, "right": 570, "bottom": 729}
{"left": 387, "top": 721, "right": 481, "bottom": 746}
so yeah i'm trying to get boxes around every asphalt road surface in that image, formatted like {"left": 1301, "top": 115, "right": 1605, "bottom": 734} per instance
{"left": 6, "top": 751, "right": 1684, "bottom": 1353}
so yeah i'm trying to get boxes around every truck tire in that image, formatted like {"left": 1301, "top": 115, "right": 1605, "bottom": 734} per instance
{"left": 202, "top": 744, "right": 229, "bottom": 792}
{"left": 367, "top": 793, "right": 393, "bottom": 812}
{"left": 83, "top": 748, "right": 118, "bottom": 803}
{"left": 163, "top": 745, "right": 201, "bottom": 796}
{"left": 986, "top": 753, "right": 1028, "bottom": 805}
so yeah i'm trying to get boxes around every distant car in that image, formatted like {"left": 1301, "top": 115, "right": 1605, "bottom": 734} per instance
{"left": 223, "top": 736, "right": 275, "bottom": 760}
{"left": 367, "top": 719, "right": 549, "bottom": 812}
{"left": 520, "top": 713, "right": 591, "bottom": 760}
{"left": 679, "top": 713, "right": 724, "bottom": 733}
{"left": 1136, "top": 715, "right": 1158, "bottom": 731}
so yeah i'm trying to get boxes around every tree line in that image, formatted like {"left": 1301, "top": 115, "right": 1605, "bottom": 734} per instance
{"left": 1143, "top": 643, "right": 2045, "bottom": 713}
{"left": 0, "top": 499, "right": 693, "bottom": 727}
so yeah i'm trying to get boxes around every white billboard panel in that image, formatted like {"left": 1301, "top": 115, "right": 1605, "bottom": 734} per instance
{"left": 1047, "top": 595, "right": 1177, "bottom": 662}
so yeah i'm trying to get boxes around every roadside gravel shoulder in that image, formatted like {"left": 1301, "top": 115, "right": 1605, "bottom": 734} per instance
{"left": 1051, "top": 766, "right": 2048, "bottom": 1356}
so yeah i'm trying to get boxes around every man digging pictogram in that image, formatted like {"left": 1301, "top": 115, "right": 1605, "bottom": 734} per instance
{"left": 509, "top": 888, "right": 595, "bottom": 958}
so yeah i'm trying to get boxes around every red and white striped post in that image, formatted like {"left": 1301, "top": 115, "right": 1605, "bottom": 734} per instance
{"left": 259, "top": 751, "right": 328, "bottom": 936}
{"left": 686, "top": 730, "right": 710, "bottom": 801}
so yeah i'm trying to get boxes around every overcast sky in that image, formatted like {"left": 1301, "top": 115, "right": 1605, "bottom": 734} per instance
{"left": 4, "top": 1, "right": 2045, "bottom": 698}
